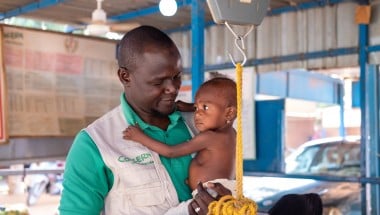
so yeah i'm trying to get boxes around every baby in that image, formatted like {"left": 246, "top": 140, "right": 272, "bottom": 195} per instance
{"left": 123, "top": 77, "right": 237, "bottom": 192}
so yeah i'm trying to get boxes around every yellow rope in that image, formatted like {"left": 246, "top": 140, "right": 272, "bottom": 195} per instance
{"left": 207, "top": 63, "right": 258, "bottom": 215}
{"left": 235, "top": 63, "right": 243, "bottom": 199}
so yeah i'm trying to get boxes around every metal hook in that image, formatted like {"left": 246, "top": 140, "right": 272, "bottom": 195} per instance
{"left": 225, "top": 22, "right": 254, "bottom": 66}
{"left": 228, "top": 36, "right": 247, "bottom": 66}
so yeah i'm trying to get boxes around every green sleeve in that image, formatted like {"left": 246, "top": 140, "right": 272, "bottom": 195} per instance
{"left": 59, "top": 130, "right": 114, "bottom": 215}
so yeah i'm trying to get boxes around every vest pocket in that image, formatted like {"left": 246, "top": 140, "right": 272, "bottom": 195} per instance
{"left": 107, "top": 182, "right": 169, "bottom": 214}
{"left": 121, "top": 183, "right": 170, "bottom": 214}
{"left": 129, "top": 185, "right": 166, "bottom": 206}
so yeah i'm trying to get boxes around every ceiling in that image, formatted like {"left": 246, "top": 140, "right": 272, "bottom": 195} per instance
{"left": 0, "top": 0, "right": 315, "bottom": 34}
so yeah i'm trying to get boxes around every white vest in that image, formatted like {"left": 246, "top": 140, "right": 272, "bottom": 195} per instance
{"left": 85, "top": 105, "right": 195, "bottom": 215}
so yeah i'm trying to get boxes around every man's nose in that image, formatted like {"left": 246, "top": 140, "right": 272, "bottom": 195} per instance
{"left": 164, "top": 79, "right": 179, "bottom": 94}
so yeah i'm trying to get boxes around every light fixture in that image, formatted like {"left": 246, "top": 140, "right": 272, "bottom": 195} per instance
{"left": 159, "top": 0, "right": 178, "bottom": 16}
{"left": 85, "top": 23, "right": 110, "bottom": 36}
{"left": 85, "top": 0, "right": 110, "bottom": 36}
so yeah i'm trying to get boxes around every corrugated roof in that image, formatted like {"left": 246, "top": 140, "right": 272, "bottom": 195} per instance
{"left": 0, "top": 0, "right": 316, "bottom": 34}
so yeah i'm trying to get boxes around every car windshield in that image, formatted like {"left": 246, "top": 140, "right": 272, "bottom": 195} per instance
{"left": 287, "top": 141, "right": 360, "bottom": 177}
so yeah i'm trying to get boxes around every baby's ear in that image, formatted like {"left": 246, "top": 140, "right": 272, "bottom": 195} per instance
{"left": 225, "top": 106, "right": 237, "bottom": 120}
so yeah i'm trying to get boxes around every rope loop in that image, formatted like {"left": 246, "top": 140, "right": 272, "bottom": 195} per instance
{"left": 207, "top": 195, "right": 258, "bottom": 215}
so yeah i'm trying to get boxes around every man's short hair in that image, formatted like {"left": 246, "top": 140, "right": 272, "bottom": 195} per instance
{"left": 117, "top": 25, "right": 178, "bottom": 70}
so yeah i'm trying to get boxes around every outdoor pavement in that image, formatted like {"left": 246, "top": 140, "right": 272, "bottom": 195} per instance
{"left": 0, "top": 193, "right": 60, "bottom": 215}
{"left": 0, "top": 178, "right": 268, "bottom": 215}
{"left": 1, "top": 193, "right": 269, "bottom": 215}
{"left": 0, "top": 177, "right": 60, "bottom": 215}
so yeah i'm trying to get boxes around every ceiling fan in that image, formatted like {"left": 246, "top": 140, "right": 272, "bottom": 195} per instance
{"left": 85, "top": 0, "right": 140, "bottom": 36}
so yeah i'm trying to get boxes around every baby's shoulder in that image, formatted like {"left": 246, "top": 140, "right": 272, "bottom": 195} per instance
{"left": 198, "top": 130, "right": 231, "bottom": 142}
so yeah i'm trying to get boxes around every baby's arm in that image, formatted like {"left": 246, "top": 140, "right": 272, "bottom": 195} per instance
{"left": 176, "top": 100, "right": 195, "bottom": 112}
{"left": 123, "top": 125, "right": 155, "bottom": 144}
{"left": 123, "top": 125, "right": 210, "bottom": 157}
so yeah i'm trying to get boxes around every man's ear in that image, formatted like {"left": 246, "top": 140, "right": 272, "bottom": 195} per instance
{"left": 118, "top": 68, "right": 130, "bottom": 85}
{"left": 225, "top": 106, "right": 237, "bottom": 121}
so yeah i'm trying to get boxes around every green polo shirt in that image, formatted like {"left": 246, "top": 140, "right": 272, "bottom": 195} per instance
{"left": 59, "top": 94, "right": 192, "bottom": 215}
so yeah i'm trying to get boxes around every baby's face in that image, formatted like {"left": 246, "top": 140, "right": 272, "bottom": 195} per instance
{"left": 193, "top": 90, "right": 229, "bottom": 132}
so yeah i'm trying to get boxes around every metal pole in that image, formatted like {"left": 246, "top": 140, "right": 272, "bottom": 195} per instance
{"left": 191, "top": 0, "right": 205, "bottom": 100}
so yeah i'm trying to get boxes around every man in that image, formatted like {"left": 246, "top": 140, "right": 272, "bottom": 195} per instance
{"left": 59, "top": 25, "right": 227, "bottom": 215}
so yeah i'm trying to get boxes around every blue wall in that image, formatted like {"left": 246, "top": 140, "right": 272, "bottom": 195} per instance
{"left": 244, "top": 99, "right": 285, "bottom": 172}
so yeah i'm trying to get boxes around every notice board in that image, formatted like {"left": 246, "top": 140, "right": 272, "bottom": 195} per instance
{"left": 1, "top": 25, "right": 121, "bottom": 138}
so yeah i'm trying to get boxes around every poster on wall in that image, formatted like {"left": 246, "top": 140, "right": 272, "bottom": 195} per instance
{"left": 0, "top": 27, "right": 8, "bottom": 143}
{"left": 2, "top": 25, "right": 121, "bottom": 137}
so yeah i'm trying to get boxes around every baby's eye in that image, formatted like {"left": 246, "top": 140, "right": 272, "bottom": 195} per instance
{"left": 203, "top": 105, "right": 208, "bottom": 110}
{"left": 194, "top": 106, "right": 198, "bottom": 111}
{"left": 173, "top": 73, "right": 182, "bottom": 80}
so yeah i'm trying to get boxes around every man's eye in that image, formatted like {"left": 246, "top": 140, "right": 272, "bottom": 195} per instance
{"left": 152, "top": 81, "right": 163, "bottom": 86}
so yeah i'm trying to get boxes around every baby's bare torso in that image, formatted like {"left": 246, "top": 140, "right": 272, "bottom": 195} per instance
{"left": 187, "top": 128, "right": 236, "bottom": 190}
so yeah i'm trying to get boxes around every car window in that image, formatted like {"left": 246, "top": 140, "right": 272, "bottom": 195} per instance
{"left": 310, "top": 144, "right": 341, "bottom": 171}
{"left": 309, "top": 143, "right": 360, "bottom": 177}
{"left": 290, "top": 145, "right": 320, "bottom": 174}
{"left": 343, "top": 145, "right": 360, "bottom": 166}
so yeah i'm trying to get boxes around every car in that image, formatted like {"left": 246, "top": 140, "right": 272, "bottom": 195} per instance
{"left": 243, "top": 136, "right": 361, "bottom": 215}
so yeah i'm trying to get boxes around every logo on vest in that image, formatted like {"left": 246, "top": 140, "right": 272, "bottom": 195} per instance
{"left": 118, "top": 153, "right": 153, "bottom": 165}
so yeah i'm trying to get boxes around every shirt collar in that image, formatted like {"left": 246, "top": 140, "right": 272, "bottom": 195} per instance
{"left": 120, "top": 93, "right": 183, "bottom": 131}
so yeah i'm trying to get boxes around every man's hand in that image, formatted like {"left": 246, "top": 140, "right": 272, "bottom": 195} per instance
{"left": 188, "top": 182, "right": 232, "bottom": 215}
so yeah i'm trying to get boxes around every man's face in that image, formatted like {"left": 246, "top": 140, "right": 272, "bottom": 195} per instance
{"left": 123, "top": 47, "right": 182, "bottom": 117}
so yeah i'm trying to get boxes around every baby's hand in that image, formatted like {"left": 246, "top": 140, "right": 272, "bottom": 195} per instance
{"left": 176, "top": 100, "right": 195, "bottom": 112}
{"left": 123, "top": 124, "right": 143, "bottom": 141}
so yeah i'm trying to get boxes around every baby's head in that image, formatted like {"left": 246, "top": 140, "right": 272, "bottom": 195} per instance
{"left": 197, "top": 77, "right": 237, "bottom": 107}
{"left": 194, "top": 77, "right": 237, "bottom": 131}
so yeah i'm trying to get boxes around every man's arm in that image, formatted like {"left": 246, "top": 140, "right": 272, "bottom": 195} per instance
{"left": 59, "top": 130, "right": 113, "bottom": 215}
{"left": 123, "top": 125, "right": 211, "bottom": 157}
